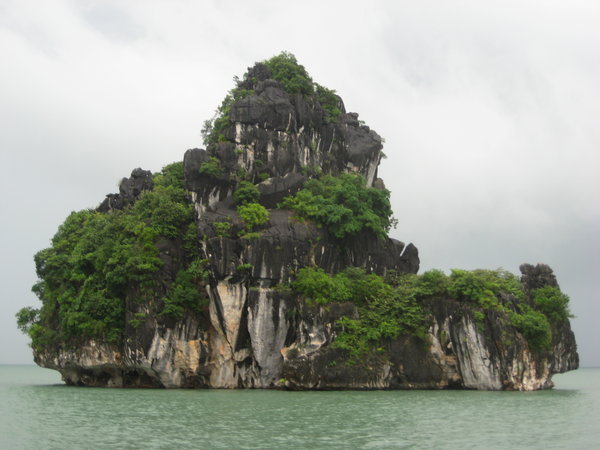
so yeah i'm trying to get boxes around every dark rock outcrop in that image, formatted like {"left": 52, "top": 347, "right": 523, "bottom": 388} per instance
{"left": 97, "top": 168, "right": 153, "bottom": 212}
{"left": 520, "top": 263, "right": 559, "bottom": 291}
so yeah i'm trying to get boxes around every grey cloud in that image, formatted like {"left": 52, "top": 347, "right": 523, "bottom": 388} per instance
{"left": 75, "top": 1, "right": 145, "bottom": 43}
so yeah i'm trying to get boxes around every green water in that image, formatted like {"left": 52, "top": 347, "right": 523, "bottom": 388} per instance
{"left": 1, "top": 366, "right": 598, "bottom": 449}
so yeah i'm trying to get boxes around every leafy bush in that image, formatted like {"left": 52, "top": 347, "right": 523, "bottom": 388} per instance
{"left": 213, "top": 219, "right": 232, "bottom": 238}
{"left": 237, "top": 202, "right": 269, "bottom": 232}
{"left": 199, "top": 157, "right": 223, "bottom": 177}
{"left": 532, "top": 286, "right": 571, "bottom": 322}
{"left": 416, "top": 269, "right": 450, "bottom": 297}
{"left": 27, "top": 323, "right": 57, "bottom": 352}
{"left": 187, "top": 258, "right": 210, "bottom": 280}
{"left": 511, "top": 308, "right": 552, "bottom": 351}
{"left": 447, "top": 269, "right": 525, "bottom": 308}
{"left": 153, "top": 162, "right": 185, "bottom": 190}
{"left": 132, "top": 185, "right": 193, "bottom": 239}
{"left": 279, "top": 174, "right": 395, "bottom": 239}
{"left": 291, "top": 267, "right": 352, "bottom": 305}
{"left": 239, "top": 231, "right": 261, "bottom": 240}
{"left": 264, "top": 51, "right": 313, "bottom": 96}
{"left": 233, "top": 181, "right": 261, "bottom": 206}
{"left": 15, "top": 307, "right": 39, "bottom": 333}
{"left": 161, "top": 259, "right": 209, "bottom": 318}
{"left": 494, "top": 269, "right": 526, "bottom": 300}
{"left": 315, "top": 83, "right": 341, "bottom": 123}
{"left": 473, "top": 310, "right": 485, "bottom": 323}
{"left": 18, "top": 162, "right": 200, "bottom": 350}
{"left": 128, "top": 312, "right": 147, "bottom": 329}
{"left": 448, "top": 269, "right": 497, "bottom": 306}
{"left": 236, "top": 263, "right": 253, "bottom": 274}
{"left": 292, "top": 267, "right": 428, "bottom": 362}
{"left": 334, "top": 284, "right": 428, "bottom": 363}
{"left": 290, "top": 264, "right": 565, "bottom": 359}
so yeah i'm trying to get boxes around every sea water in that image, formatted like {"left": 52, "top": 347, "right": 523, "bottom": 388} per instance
{"left": 1, "top": 365, "right": 598, "bottom": 449}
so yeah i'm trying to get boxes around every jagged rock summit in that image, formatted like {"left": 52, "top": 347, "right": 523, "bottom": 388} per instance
{"left": 19, "top": 53, "right": 577, "bottom": 390}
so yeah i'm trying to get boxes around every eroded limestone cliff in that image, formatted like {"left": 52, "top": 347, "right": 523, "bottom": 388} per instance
{"left": 24, "top": 54, "right": 578, "bottom": 390}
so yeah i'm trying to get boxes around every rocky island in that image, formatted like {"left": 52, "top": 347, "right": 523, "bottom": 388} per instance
{"left": 17, "top": 53, "right": 578, "bottom": 390}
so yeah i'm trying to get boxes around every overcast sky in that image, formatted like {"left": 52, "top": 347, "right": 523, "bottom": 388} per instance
{"left": 1, "top": 0, "right": 598, "bottom": 367}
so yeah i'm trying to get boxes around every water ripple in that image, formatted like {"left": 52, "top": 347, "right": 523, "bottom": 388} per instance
{"left": 0, "top": 367, "right": 598, "bottom": 449}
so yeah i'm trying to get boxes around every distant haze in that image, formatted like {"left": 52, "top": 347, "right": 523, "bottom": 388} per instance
{"left": 1, "top": 1, "right": 598, "bottom": 366}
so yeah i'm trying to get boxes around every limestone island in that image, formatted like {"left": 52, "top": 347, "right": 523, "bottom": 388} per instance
{"left": 17, "top": 53, "right": 578, "bottom": 390}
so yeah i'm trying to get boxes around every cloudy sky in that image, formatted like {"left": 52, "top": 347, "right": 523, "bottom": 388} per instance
{"left": 1, "top": 0, "right": 598, "bottom": 367}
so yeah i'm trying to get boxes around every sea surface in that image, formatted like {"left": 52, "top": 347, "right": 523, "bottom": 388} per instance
{"left": 0, "top": 365, "right": 598, "bottom": 449}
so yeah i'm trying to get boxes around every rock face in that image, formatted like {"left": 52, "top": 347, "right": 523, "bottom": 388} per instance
{"left": 33, "top": 59, "right": 578, "bottom": 390}
{"left": 97, "top": 168, "right": 154, "bottom": 213}
{"left": 36, "top": 261, "right": 578, "bottom": 390}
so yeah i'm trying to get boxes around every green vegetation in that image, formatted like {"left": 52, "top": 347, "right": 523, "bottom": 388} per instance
{"left": 17, "top": 162, "right": 206, "bottom": 351}
{"left": 292, "top": 267, "right": 428, "bottom": 362}
{"left": 161, "top": 259, "right": 210, "bottom": 318}
{"left": 237, "top": 202, "right": 269, "bottom": 233}
{"left": 414, "top": 269, "right": 450, "bottom": 297}
{"left": 199, "top": 157, "right": 223, "bottom": 177}
{"left": 212, "top": 219, "right": 232, "bottom": 238}
{"left": 511, "top": 308, "right": 552, "bottom": 351}
{"left": 532, "top": 285, "right": 572, "bottom": 322}
{"left": 153, "top": 161, "right": 185, "bottom": 190}
{"left": 15, "top": 307, "right": 39, "bottom": 333}
{"left": 404, "top": 267, "right": 565, "bottom": 352}
{"left": 128, "top": 312, "right": 147, "bottom": 329}
{"left": 299, "top": 164, "right": 322, "bottom": 177}
{"left": 290, "top": 265, "right": 570, "bottom": 359}
{"left": 447, "top": 269, "right": 524, "bottom": 308}
{"left": 264, "top": 51, "right": 314, "bottom": 96}
{"left": 239, "top": 231, "right": 261, "bottom": 240}
{"left": 315, "top": 83, "right": 341, "bottom": 123}
{"left": 201, "top": 52, "right": 342, "bottom": 146}
{"left": 279, "top": 174, "right": 395, "bottom": 239}
{"left": 292, "top": 267, "right": 352, "bottom": 305}
{"left": 473, "top": 310, "right": 485, "bottom": 323}
{"left": 201, "top": 87, "right": 253, "bottom": 146}
{"left": 233, "top": 181, "right": 261, "bottom": 206}
{"left": 236, "top": 263, "right": 253, "bottom": 275}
